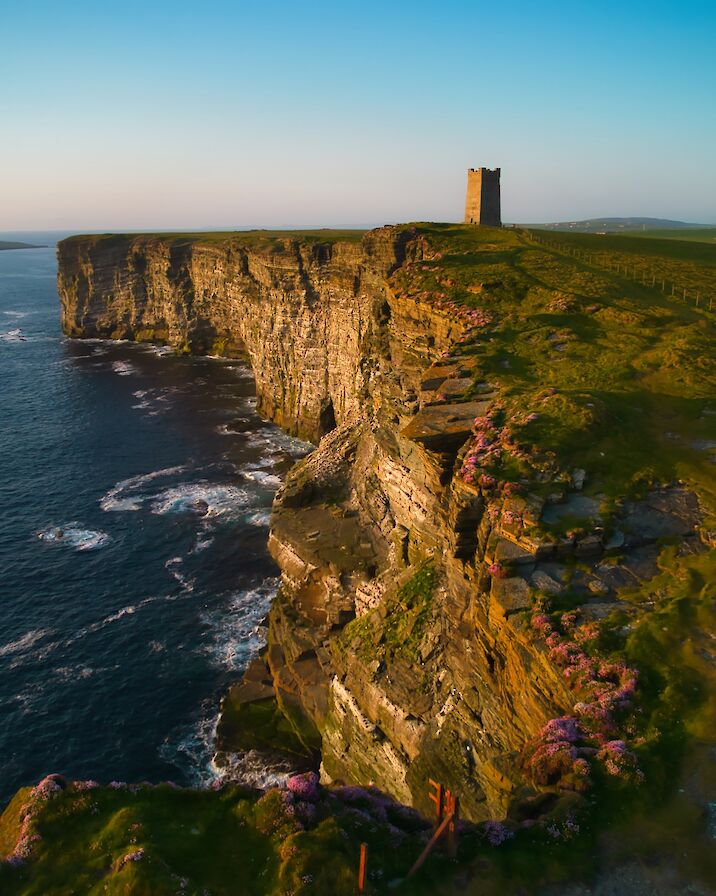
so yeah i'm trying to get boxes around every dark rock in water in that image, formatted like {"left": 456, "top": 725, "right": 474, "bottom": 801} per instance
{"left": 187, "top": 498, "right": 209, "bottom": 516}
{"left": 228, "top": 417, "right": 256, "bottom": 433}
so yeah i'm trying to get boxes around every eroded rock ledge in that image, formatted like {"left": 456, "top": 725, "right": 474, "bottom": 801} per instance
{"left": 57, "top": 227, "right": 711, "bottom": 824}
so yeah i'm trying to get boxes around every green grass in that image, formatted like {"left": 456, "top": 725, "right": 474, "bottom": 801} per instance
{"left": 621, "top": 228, "right": 716, "bottom": 245}
{"left": 526, "top": 227, "right": 716, "bottom": 267}
{"left": 390, "top": 224, "right": 716, "bottom": 524}
{"left": 338, "top": 563, "right": 437, "bottom": 667}
{"left": 0, "top": 780, "right": 460, "bottom": 896}
{"left": 60, "top": 229, "right": 367, "bottom": 250}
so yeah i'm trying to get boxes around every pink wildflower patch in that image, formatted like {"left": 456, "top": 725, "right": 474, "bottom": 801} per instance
{"left": 286, "top": 772, "right": 320, "bottom": 802}
{"left": 531, "top": 614, "right": 552, "bottom": 634}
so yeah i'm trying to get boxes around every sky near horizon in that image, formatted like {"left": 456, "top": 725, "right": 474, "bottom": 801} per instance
{"left": 2, "top": 0, "right": 715, "bottom": 231}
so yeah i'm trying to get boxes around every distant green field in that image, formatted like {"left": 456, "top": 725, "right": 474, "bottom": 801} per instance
{"left": 526, "top": 227, "right": 716, "bottom": 268}
{"left": 622, "top": 228, "right": 716, "bottom": 245}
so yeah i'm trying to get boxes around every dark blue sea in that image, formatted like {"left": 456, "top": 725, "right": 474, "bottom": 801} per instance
{"left": 0, "top": 234, "right": 309, "bottom": 807}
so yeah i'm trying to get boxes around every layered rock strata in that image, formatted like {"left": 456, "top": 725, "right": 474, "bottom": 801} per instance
{"left": 57, "top": 229, "right": 707, "bottom": 822}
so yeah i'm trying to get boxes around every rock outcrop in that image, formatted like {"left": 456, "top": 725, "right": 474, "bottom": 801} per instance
{"left": 57, "top": 227, "right": 708, "bottom": 823}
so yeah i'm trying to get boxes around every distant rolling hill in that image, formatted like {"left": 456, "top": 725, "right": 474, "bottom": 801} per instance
{"left": 525, "top": 217, "right": 715, "bottom": 234}
{"left": 0, "top": 240, "right": 47, "bottom": 250}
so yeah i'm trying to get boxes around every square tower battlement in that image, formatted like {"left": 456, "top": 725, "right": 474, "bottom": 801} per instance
{"left": 464, "top": 167, "right": 501, "bottom": 227}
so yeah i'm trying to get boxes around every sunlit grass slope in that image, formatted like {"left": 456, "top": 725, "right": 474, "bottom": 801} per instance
{"left": 392, "top": 223, "right": 716, "bottom": 519}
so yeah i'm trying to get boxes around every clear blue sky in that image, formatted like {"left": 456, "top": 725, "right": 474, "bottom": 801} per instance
{"left": 2, "top": 0, "right": 715, "bottom": 230}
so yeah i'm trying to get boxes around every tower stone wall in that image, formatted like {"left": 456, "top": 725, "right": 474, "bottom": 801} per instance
{"left": 464, "top": 167, "right": 501, "bottom": 226}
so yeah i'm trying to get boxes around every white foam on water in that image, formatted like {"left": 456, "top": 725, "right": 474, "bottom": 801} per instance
{"left": 102, "top": 605, "right": 137, "bottom": 624}
{"left": 0, "top": 627, "right": 55, "bottom": 658}
{"left": 244, "top": 510, "right": 272, "bottom": 528}
{"left": 53, "top": 665, "right": 95, "bottom": 682}
{"left": 245, "top": 428, "right": 312, "bottom": 461}
{"left": 215, "top": 423, "right": 238, "bottom": 436}
{"left": 143, "top": 344, "right": 174, "bottom": 357}
{"left": 6, "top": 682, "right": 49, "bottom": 715}
{"left": 158, "top": 700, "right": 220, "bottom": 787}
{"left": 1, "top": 310, "right": 32, "bottom": 319}
{"left": 202, "top": 578, "right": 278, "bottom": 672}
{"left": 226, "top": 365, "right": 254, "bottom": 380}
{"left": 67, "top": 593, "right": 182, "bottom": 647}
{"left": 111, "top": 360, "right": 139, "bottom": 376}
{"left": 243, "top": 469, "right": 282, "bottom": 489}
{"left": 191, "top": 533, "right": 215, "bottom": 553}
{"left": 100, "top": 465, "right": 186, "bottom": 512}
{"left": 36, "top": 524, "right": 110, "bottom": 551}
{"left": 0, "top": 328, "right": 27, "bottom": 343}
{"left": 164, "top": 556, "right": 196, "bottom": 593}
{"left": 150, "top": 483, "right": 252, "bottom": 518}
{"left": 212, "top": 750, "right": 295, "bottom": 790}
{"left": 129, "top": 385, "right": 182, "bottom": 415}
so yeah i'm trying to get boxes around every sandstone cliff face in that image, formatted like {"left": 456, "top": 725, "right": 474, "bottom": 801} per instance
{"left": 59, "top": 231, "right": 407, "bottom": 443}
{"left": 55, "top": 230, "right": 605, "bottom": 821}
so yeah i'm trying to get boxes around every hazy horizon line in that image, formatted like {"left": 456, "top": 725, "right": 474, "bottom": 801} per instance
{"left": 3, "top": 216, "right": 716, "bottom": 236}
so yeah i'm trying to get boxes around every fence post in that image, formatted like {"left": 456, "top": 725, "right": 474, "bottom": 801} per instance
{"left": 446, "top": 793, "right": 460, "bottom": 859}
{"left": 358, "top": 843, "right": 368, "bottom": 893}
{"left": 428, "top": 780, "right": 443, "bottom": 823}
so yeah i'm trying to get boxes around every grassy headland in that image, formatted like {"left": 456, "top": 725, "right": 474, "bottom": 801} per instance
{"left": 5, "top": 222, "right": 716, "bottom": 894}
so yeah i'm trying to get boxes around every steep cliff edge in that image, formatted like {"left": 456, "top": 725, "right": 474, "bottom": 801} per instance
{"left": 57, "top": 225, "right": 716, "bottom": 829}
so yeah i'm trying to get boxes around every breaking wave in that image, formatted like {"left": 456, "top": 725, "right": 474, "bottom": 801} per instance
{"left": 111, "top": 360, "right": 139, "bottom": 376}
{"left": 150, "top": 483, "right": 252, "bottom": 518}
{"left": 36, "top": 524, "right": 110, "bottom": 551}
{"left": 0, "top": 328, "right": 27, "bottom": 343}
{"left": 100, "top": 466, "right": 187, "bottom": 512}
{"left": 201, "top": 578, "right": 279, "bottom": 672}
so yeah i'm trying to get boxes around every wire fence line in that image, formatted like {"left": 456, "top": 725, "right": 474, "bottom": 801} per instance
{"left": 520, "top": 229, "right": 716, "bottom": 314}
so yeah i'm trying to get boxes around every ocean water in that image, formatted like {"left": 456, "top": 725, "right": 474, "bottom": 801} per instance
{"left": 0, "top": 236, "right": 309, "bottom": 806}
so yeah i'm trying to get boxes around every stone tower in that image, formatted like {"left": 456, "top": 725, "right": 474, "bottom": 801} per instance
{"left": 464, "top": 167, "right": 501, "bottom": 226}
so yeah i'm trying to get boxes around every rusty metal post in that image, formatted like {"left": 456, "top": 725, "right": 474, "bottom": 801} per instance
{"left": 358, "top": 842, "right": 368, "bottom": 893}
{"left": 446, "top": 794, "right": 460, "bottom": 859}
{"left": 428, "top": 779, "right": 443, "bottom": 823}
{"left": 407, "top": 810, "right": 454, "bottom": 878}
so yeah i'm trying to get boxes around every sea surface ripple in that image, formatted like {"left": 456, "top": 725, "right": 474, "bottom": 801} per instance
{"left": 0, "top": 235, "right": 309, "bottom": 805}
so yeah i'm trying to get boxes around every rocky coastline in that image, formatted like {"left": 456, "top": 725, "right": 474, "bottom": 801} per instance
{"left": 56, "top": 225, "right": 716, "bottom": 832}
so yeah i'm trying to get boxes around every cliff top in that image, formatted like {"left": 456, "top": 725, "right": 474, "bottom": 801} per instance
{"left": 36, "top": 221, "right": 716, "bottom": 893}
{"left": 59, "top": 228, "right": 367, "bottom": 250}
